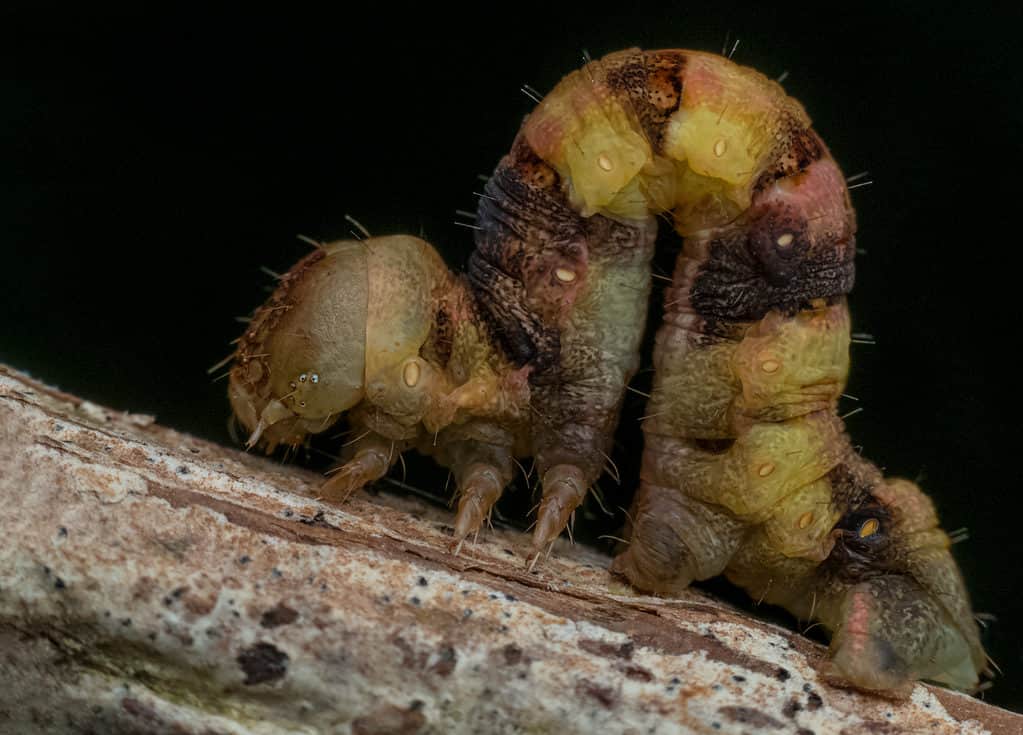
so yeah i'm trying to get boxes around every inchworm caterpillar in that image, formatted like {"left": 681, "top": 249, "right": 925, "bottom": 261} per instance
{"left": 226, "top": 47, "right": 986, "bottom": 693}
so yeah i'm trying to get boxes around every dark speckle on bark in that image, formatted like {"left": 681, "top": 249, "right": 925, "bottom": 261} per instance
{"left": 237, "top": 642, "right": 289, "bottom": 685}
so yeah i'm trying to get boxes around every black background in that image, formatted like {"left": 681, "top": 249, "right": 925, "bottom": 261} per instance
{"left": 2, "top": 3, "right": 1020, "bottom": 712}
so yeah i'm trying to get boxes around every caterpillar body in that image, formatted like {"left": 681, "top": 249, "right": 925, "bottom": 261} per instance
{"left": 225, "top": 47, "right": 986, "bottom": 693}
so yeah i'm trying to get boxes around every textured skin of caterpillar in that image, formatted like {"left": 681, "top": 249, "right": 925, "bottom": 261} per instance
{"left": 477, "top": 48, "right": 985, "bottom": 693}
{"left": 228, "top": 235, "right": 537, "bottom": 546}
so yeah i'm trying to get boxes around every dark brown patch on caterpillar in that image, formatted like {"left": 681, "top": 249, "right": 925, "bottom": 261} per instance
{"left": 424, "top": 300, "right": 454, "bottom": 368}
{"left": 471, "top": 136, "right": 587, "bottom": 373}
{"left": 689, "top": 229, "right": 855, "bottom": 322}
{"left": 753, "top": 128, "right": 826, "bottom": 194}
{"left": 467, "top": 251, "right": 559, "bottom": 371}
{"left": 602, "top": 50, "right": 685, "bottom": 154}
{"left": 827, "top": 460, "right": 885, "bottom": 518}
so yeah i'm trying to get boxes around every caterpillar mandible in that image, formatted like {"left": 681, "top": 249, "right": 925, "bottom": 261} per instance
{"left": 487, "top": 48, "right": 984, "bottom": 693}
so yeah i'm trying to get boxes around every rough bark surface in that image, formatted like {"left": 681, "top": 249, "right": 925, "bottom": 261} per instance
{"left": 0, "top": 364, "right": 1018, "bottom": 734}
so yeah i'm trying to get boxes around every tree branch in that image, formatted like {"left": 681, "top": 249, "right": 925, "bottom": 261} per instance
{"left": 0, "top": 364, "right": 1017, "bottom": 734}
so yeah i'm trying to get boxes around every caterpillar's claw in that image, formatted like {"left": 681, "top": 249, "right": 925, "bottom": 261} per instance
{"left": 531, "top": 464, "right": 587, "bottom": 552}
{"left": 525, "top": 543, "right": 553, "bottom": 574}
{"left": 451, "top": 463, "right": 504, "bottom": 548}
{"left": 320, "top": 441, "right": 393, "bottom": 502}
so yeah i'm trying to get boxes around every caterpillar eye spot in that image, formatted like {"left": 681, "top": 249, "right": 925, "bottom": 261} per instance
{"left": 310, "top": 373, "right": 320, "bottom": 384}
{"left": 299, "top": 373, "right": 307, "bottom": 382}
{"left": 554, "top": 268, "right": 577, "bottom": 283}
{"left": 858, "top": 518, "right": 880, "bottom": 538}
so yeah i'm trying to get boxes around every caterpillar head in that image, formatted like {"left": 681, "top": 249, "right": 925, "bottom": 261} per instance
{"left": 819, "top": 479, "right": 986, "bottom": 693}
{"left": 228, "top": 235, "right": 450, "bottom": 452}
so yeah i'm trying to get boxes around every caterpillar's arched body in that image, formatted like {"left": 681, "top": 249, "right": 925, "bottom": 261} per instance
{"left": 487, "top": 48, "right": 984, "bottom": 693}
{"left": 226, "top": 48, "right": 985, "bottom": 693}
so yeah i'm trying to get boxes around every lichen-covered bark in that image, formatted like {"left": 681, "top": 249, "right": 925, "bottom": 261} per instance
{"left": 0, "top": 364, "right": 1017, "bottom": 734}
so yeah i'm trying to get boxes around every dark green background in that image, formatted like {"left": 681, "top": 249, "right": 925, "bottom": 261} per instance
{"left": 2, "top": 3, "right": 1020, "bottom": 712}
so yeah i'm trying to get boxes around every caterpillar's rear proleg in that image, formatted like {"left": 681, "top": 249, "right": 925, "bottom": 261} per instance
{"left": 821, "top": 575, "right": 983, "bottom": 694}
{"left": 611, "top": 479, "right": 746, "bottom": 595}
{"left": 320, "top": 430, "right": 400, "bottom": 502}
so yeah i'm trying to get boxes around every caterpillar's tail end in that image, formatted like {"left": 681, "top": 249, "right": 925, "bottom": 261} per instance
{"left": 821, "top": 578, "right": 984, "bottom": 695}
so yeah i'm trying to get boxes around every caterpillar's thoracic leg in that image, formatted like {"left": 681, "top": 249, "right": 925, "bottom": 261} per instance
{"left": 531, "top": 463, "right": 588, "bottom": 551}
{"left": 448, "top": 441, "right": 515, "bottom": 546}
{"left": 611, "top": 472, "right": 747, "bottom": 595}
{"left": 320, "top": 430, "right": 401, "bottom": 502}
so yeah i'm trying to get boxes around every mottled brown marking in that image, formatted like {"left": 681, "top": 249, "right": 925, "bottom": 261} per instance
{"left": 629, "top": 628, "right": 781, "bottom": 680}
{"left": 578, "top": 638, "right": 634, "bottom": 660}
{"left": 576, "top": 679, "right": 617, "bottom": 708}
{"left": 232, "top": 248, "right": 327, "bottom": 391}
{"left": 392, "top": 635, "right": 427, "bottom": 670}
{"left": 753, "top": 127, "right": 825, "bottom": 194}
{"left": 260, "top": 602, "right": 299, "bottom": 628}
{"left": 501, "top": 643, "right": 524, "bottom": 665}
{"left": 429, "top": 645, "right": 457, "bottom": 677}
{"left": 718, "top": 706, "right": 784, "bottom": 729}
{"left": 352, "top": 703, "right": 426, "bottom": 735}
{"left": 783, "top": 698, "right": 803, "bottom": 718}
{"left": 602, "top": 50, "right": 685, "bottom": 153}
{"left": 841, "top": 723, "right": 902, "bottom": 735}
{"left": 620, "top": 664, "right": 653, "bottom": 682}
{"left": 237, "top": 642, "right": 289, "bottom": 685}
{"left": 427, "top": 301, "right": 454, "bottom": 367}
